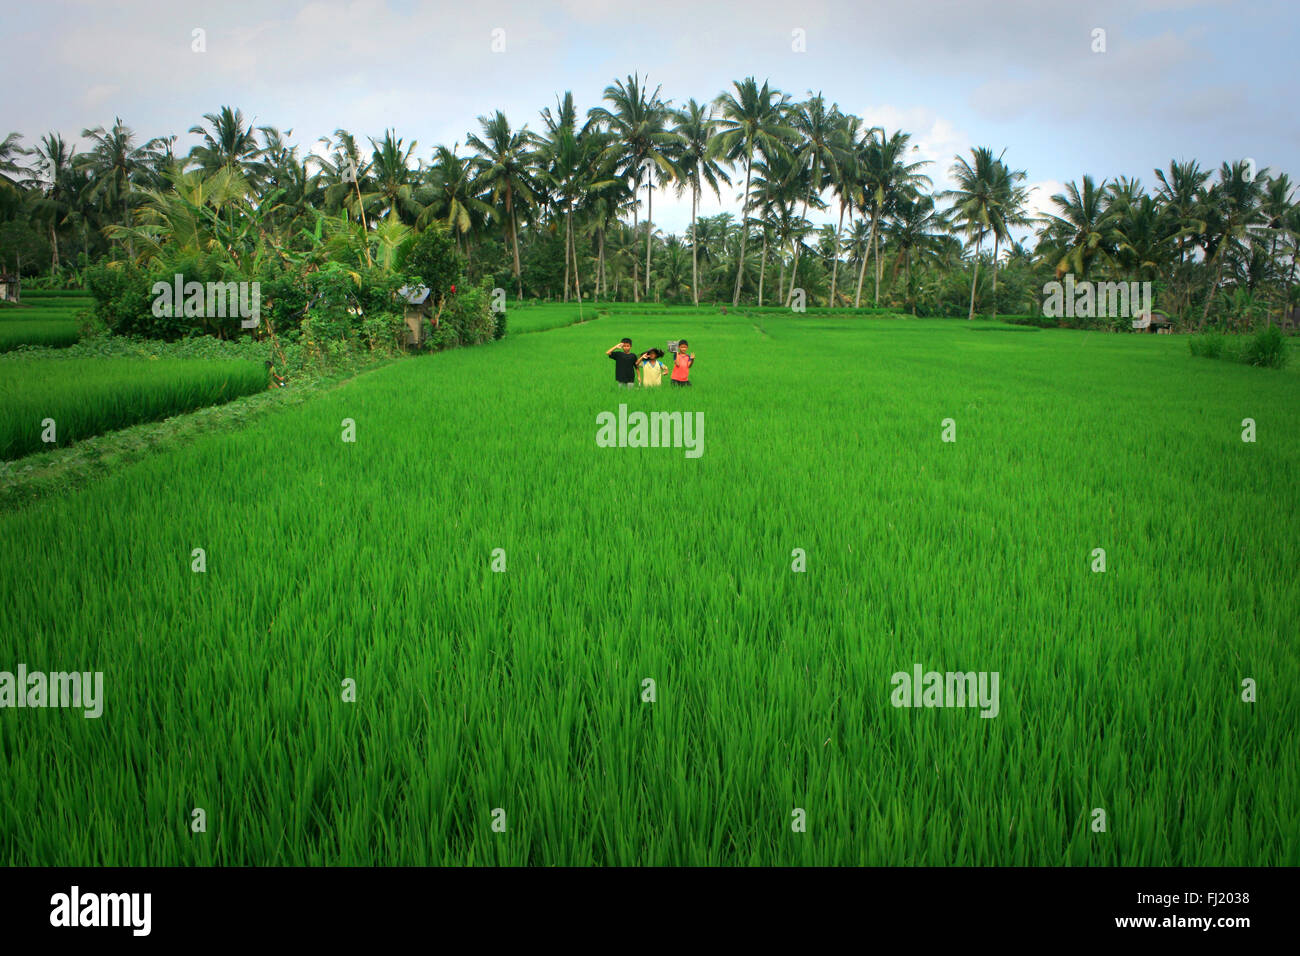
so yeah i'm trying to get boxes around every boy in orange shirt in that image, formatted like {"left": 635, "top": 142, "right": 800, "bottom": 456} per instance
{"left": 670, "top": 339, "right": 695, "bottom": 386}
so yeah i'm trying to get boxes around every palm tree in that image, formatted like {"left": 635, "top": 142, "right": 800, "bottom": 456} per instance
{"left": 1257, "top": 172, "right": 1297, "bottom": 323}
{"left": 827, "top": 114, "right": 873, "bottom": 307}
{"left": 752, "top": 148, "right": 807, "bottom": 305}
{"left": 588, "top": 74, "right": 677, "bottom": 301}
{"left": 368, "top": 130, "right": 421, "bottom": 224}
{"left": 187, "top": 106, "right": 261, "bottom": 183}
{"left": 886, "top": 191, "right": 949, "bottom": 314}
{"left": 987, "top": 156, "right": 1030, "bottom": 320}
{"left": 467, "top": 111, "right": 537, "bottom": 299}
{"left": 713, "top": 77, "right": 797, "bottom": 305}
{"left": 855, "top": 129, "right": 931, "bottom": 308}
{"left": 943, "top": 147, "right": 1005, "bottom": 320}
{"left": 313, "top": 130, "right": 375, "bottom": 265}
{"left": 1153, "top": 159, "right": 1211, "bottom": 321}
{"left": 672, "top": 99, "right": 730, "bottom": 306}
{"left": 424, "top": 144, "right": 493, "bottom": 263}
{"left": 26, "top": 133, "right": 75, "bottom": 272}
{"left": 1197, "top": 160, "right": 1267, "bottom": 326}
{"left": 0, "top": 132, "right": 29, "bottom": 191}
{"left": 1041, "top": 175, "right": 1115, "bottom": 280}
{"left": 316, "top": 130, "right": 373, "bottom": 230}
{"left": 785, "top": 94, "right": 845, "bottom": 306}
{"left": 77, "top": 118, "right": 169, "bottom": 253}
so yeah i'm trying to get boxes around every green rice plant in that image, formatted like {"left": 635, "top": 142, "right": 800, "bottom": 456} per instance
{"left": 1189, "top": 332, "right": 1227, "bottom": 359}
{"left": 0, "top": 321, "right": 80, "bottom": 351}
{"left": 0, "top": 312, "right": 1295, "bottom": 866}
{"left": 1241, "top": 325, "right": 1288, "bottom": 368}
{"left": 0, "top": 357, "right": 267, "bottom": 459}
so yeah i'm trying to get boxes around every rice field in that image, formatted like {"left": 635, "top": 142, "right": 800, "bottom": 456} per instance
{"left": 0, "top": 309, "right": 1296, "bottom": 866}
{"left": 0, "top": 290, "right": 89, "bottom": 352}
{"left": 0, "top": 356, "right": 268, "bottom": 459}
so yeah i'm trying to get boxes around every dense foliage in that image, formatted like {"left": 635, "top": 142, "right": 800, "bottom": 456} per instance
{"left": 1, "top": 83, "right": 1296, "bottom": 335}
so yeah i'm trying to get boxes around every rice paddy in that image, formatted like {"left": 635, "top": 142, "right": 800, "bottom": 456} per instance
{"left": 0, "top": 309, "right": 1296, "bottom": 866}
{"left": 0, "top": 356, "right": 268, "bottom": 459}
{"left": 0, "top": 291, "right": 89, "bottom": 352}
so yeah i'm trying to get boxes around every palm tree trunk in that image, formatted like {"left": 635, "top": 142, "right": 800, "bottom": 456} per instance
{"left": 829, "top": 202, "right": 846, "bottom": 307}
{"left": 906, "top": 252, "right": 914, "bottom": 315}
{"left": 854, "top": 222, "right": 871, "bottom": 308}
{"left": 758, "top": 232, "right": 767, "bottom": 306}
{"left": 50, "top": 222, "right": 60, "bottom": 273}
{"left": 570, "top": 209, "right": 582, "bottom": 315}
{"left": 1202, "top": 245, "right": 1228, "bottom": 327}
{"left": 563, "top": 211, "right": 571, "bottom": 303}
{"left": 873, "top": 211, "right": 882, "bottom": 306}
{"left": 632, "top": 200, "right": 640, "bottom": 303}
{"left": 732, "top": 159, "right": 753, "bottom": 306}
{"left": 967, "top": 233, "right": 983, "bottom": 320}
{"left": 788, "top": 203, "right": 807, "bottom": 306}
{"left": 992, "top": 234, "right": 1000, "bottom": 322}
{"left": 645, "top": 177, "right": 653, "bottom": 300}
{"left": 509, "top": 206, "right": 525, "bottom": 303}
{"left": 352, "top": 177, "right": 373, "bottom": 267}
{"left": 691, "top": 185, "right": 699, "bottom": 307}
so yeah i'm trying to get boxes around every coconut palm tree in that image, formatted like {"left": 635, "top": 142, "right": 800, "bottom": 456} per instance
{"left": 785, "top": 94, "right": 845, "bottom": 306}
{"left": 423, "top": 144, "right": 493, "bottom": 262}
{"left": 943, "top": 147, "right": 1006, "bottom": 320}
{"left": 25, "top": 133, "right": 75, "bottom": 272}
{"left": 588, "top": 74, "right": 677, "bottom": 301}
{"left": 1197, "top": 160, "right": 1267, "bottom": 326}
{"left": 367, "top": 130, "right": 421, "bottom": 224}
{"left": 713, "top": 77, "right": 797, "bottom": 305}
{"left": 827, "top": 114, "right": 874, "bottom": 307}
{"left": 466, "top": 111, "right": 537, "bottom": 299}
{"left": 986, "top": 156, "right": 1030, "bottom": 320}
{"left": 1041, "top": 175, "right": 1115, "bottom": 281}
{"left": 0, "top": 132, "right": 29, "bottom": 191}
{"left": 855, "top": 129, "right": 931, "bottom": 308}
{"left": 885, "top": 191, "right": 950, "bottom": 314}
{"left": 77, "top": 118, "right": 169, "bottom": 253}
{"left": 187, "top": 106, "right": 261, "bottom": 183}
{"left": 316, "top": 129, "right": 373, "bottom": 231}
{"left": 672, "top": 99, "right": 730, "bottom": 306}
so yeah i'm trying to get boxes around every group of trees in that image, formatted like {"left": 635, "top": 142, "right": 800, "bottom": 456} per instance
{"left": 2, "top": 77, "right": 1297, "bottom": 330}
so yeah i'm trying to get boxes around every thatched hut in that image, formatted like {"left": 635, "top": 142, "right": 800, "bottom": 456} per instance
{"left": 0, "top": 274, "right": 20, "bottom": 304}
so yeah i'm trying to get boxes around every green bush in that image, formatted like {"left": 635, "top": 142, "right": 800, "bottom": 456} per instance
{"left": 432, "top": 281, "right": 496, "bottom": 349}
{"left": 86, "top": 262, "right": 157, "bottom": 337}
{"left": 361, "top": 311, "right": 406, "bottom": 354}
{"left": 1189, "top": 333, "right": 1226, "bottom": 359}
{"left": 1190, "top": 326, "right": 1288, "bottom": 369}
{"left": 398, "top": 225, "right": 461, "bottom": 299}
{"left": 1242, "top": 325, "right": 1288, "bottom": 368}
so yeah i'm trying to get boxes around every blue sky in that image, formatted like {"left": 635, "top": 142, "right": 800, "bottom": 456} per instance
{"left": 4, "top": 0, "right": 1296, "bottom": 235}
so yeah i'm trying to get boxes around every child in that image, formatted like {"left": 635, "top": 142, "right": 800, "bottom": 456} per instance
{"left": 637, "top": 348, "right": 668, "bottom": 387}
{"left": 605, "top": 338, "right": 637, "bottom": 387}
{"left": 670, "top": 339, "right": 695, "bottom": 386}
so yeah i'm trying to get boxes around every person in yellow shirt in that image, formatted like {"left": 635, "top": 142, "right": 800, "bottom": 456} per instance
{"left": 637, "top": 348, "right": 668, "bottom": 387}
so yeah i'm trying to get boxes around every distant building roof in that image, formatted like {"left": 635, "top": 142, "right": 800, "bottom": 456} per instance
{"left": 397, "top": 284, "right": 431, "bottom": 305}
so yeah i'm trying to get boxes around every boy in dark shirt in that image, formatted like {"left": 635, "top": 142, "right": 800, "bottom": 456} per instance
{"left": 606, "top": 338, "right": 638, "bottom": 387}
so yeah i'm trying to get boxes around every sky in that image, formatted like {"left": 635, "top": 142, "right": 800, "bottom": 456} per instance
{"left": 3, "top": 0, "right": 1296, "bottom": 237}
